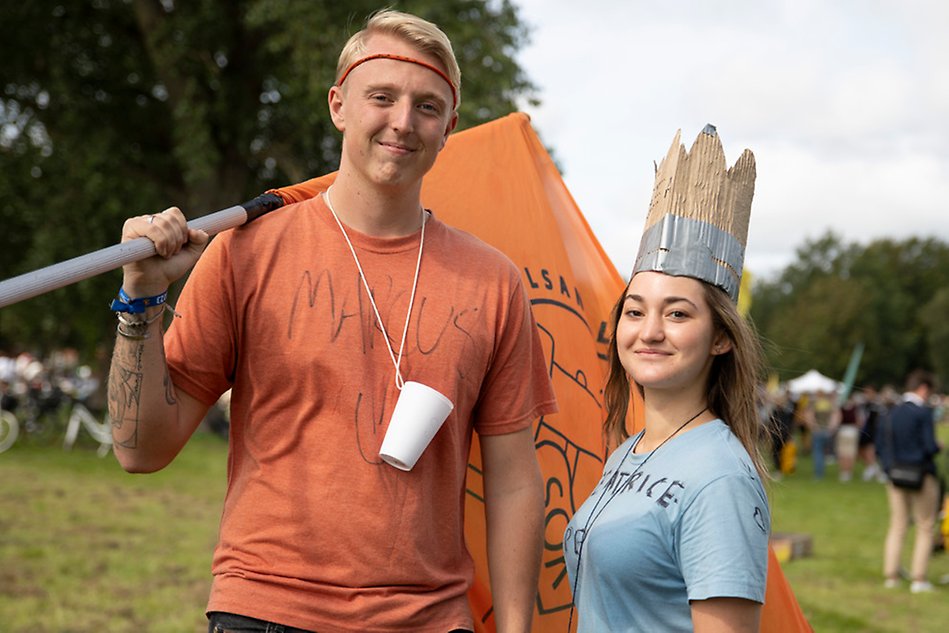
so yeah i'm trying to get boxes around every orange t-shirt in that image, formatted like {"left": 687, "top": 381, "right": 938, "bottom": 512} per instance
{"left": 165, "top": 195, "right": 557, "bottom": 632}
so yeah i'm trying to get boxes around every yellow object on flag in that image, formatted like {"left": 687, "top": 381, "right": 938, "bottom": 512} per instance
{"left": 738, "top": 268, "right": 753, "bottom": 316}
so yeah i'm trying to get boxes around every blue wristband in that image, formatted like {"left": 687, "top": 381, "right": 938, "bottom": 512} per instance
{"left": 109, "top": 287, "right": 168, "bottom": 314}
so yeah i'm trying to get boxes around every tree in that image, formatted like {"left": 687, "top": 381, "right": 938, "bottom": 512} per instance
{"left": 751, "top": 231, "right": 949, "bottom": 388}
{"left": 763, "top": 274, "right": 875, "bottom": 379}
{"left": 847, "top": 237, "right": 949, "bottom": 386}
{"left": 0, "top": 0, "right": 537, "bottom": 360}
{"left": 749, "top": 232, "right": 853, "bottom": 340}
{"left": 920, "top": 287, "right": 949, "bottom": 388}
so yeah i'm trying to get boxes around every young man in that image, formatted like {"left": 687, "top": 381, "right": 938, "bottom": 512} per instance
{"left": 878, "top": 370, "right": 941, "bottom": 593}
{"left": 107, "top": 10, "right": 556, "bottom": 633}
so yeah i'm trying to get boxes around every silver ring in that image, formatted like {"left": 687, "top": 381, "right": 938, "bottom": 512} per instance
{"left": 147, "top": 215, "right": 155, "bottom": 224}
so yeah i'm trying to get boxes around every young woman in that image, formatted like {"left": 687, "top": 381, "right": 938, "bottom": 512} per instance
{"left": 563, "top": 270, "right": 771, "bottom": 632}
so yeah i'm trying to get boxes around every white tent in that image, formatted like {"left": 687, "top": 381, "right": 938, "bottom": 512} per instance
{"left": 786, "top": 369, "right": 842, "bottom": 395}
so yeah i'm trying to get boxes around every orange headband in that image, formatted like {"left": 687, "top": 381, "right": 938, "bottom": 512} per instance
{"left": 336, "top": 53, "right": 458, "bottom": 110}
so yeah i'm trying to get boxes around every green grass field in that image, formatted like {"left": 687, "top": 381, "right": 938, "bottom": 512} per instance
{"left": 770, "top": 440, "right": 949, "bottom": 633}
{"left": 0, "top": 432, "right": 225, "bottom": 632}
{"left": 1, "top": 426, "right": 948, "bottom": 632}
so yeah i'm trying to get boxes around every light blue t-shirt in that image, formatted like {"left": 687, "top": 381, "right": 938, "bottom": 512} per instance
{"left": 563, "top": 420, "right": 770, "bottom": 632}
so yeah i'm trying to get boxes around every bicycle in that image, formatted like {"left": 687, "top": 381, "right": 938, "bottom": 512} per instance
{"left": 0, "top": 407, "right": 18, "bottom": 453}
{"left": 0, "top": 395, "right": 51, "bottom": 453}
{"left": 62, "top": 399, "right": 112, "bottom": 457}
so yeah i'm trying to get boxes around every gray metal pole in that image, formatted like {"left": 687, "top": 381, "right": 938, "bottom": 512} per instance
{"left": 0, "top": 194, "right": 284, "bottom": 309}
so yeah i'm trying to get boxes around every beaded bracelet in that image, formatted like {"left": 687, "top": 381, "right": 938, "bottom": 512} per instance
{"left": 115, "top": 322, "right": 149, "bottom": 340}
{"left": 115, "top": 308, "right": 167, "bottom": 340}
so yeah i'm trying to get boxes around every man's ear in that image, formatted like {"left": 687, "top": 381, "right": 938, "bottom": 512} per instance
{"left": 328, "top": 85, "right": 345, "bottom": 132}
{"left": 439, "top": 112, "right": 459, "bottom": 150}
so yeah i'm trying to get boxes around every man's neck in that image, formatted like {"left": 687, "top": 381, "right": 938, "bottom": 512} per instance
{"left": 328, "top": 172, "right": 425, "bottom": 238}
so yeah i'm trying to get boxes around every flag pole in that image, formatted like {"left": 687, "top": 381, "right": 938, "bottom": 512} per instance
{"left": 0, "top": 193, "right": 284, "bottom": 309}
{"left": 837, "top": 341, "right": 865, "bottom": 405}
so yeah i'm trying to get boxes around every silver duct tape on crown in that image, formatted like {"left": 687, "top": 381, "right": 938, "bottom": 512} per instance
{"left": 632, "top": 214, "right": 745, "bottom": 301}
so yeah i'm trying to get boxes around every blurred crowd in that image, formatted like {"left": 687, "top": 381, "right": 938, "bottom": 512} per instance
{"left": 759, "top": 376, "right": 949, "bottom": 591}
{"left": 0, "top": 349, "right": 230, "bottom": 442}
{"left": 0, "top": 349, "right": 101, "bottom": 431}
{"left": 759, "top": 383, "right": 946, "bottom": 483}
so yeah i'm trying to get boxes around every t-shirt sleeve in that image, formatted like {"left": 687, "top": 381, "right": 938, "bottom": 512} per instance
{"left": 471, "top": 268, "right": 557, "bottom": 436}
{"left": 676, "top": 473, "right": 770, "bottom": 603}
{"left": 164, "top": 234, "right": 238, "bottom": 406}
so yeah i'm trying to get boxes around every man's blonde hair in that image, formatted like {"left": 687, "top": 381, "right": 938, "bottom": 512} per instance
{"left": 336, "top": 9, "right": 462, "bottom": 112}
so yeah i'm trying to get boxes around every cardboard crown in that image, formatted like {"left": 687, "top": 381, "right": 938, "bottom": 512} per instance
{"left": 632, "top": 124, "right": 756, "bottom": 301}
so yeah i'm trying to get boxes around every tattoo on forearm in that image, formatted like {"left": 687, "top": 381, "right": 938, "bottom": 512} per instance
{"left": 108, "top": 339, "right": 145, "bottom": 449}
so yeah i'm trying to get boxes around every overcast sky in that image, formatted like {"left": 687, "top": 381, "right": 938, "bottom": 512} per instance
{"left": 512, "top": 0, "right": 949, "bottom": 280}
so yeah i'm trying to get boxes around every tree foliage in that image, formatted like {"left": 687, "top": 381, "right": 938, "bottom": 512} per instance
{"left": 921, "top": 287, "right": 949, "bottom": 387}
{"left": 751, "top": 231, "right": 949, "bottom": 389}
{"left": 0, "top": 0, "right": 536, "bottom": 361}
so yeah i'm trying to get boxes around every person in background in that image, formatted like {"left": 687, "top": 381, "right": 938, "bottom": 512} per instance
{"left": 877, "top": 370, "right": 941, "bottom": 593}
{"left": 835, "top": 393, "right": 863, "bottom": 482}
{"left": 804, "top": 390, "right": 840, "bottom": 480}
{"left": 106, "top": 9, "right": 556, "bottom": 632}
{"left": 769, "top": 389, "right": 796, "bottom": 478}
{"left": 859, "top": 386, "right": 886, "bottom": 482}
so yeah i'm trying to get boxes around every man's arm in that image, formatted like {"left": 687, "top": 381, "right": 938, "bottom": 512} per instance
{"left": 108, "top": 316, "right": 209, "bottom": 472}
{"left": 107, "top": 207, "right": 210, "bottom": 473}
{"left": 480, "top": 426, "right": 544, "bottom": 633}
{"left": 921, "top": 407, "right": 941, "bottom": 457}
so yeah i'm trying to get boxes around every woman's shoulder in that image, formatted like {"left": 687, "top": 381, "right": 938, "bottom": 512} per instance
{"left": 678, "top": 421, "right": 761, "bottom": 483}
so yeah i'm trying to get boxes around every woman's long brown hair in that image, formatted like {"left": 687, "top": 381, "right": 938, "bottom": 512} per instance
{"left": 601, "top": 279, "right": 771, "bottom": 481}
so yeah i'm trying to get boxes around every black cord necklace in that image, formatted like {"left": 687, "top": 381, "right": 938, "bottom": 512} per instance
{"left": 567, "top": 406, "right": 708, "bottom": 632}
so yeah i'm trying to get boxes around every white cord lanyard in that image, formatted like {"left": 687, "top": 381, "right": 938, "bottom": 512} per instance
{"left": 323, "top": 187, "right": 426, "bottom": 391}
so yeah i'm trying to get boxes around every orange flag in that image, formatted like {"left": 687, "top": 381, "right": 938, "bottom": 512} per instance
{"left": 274, "top": 113, "right": 811, "bottom": 633}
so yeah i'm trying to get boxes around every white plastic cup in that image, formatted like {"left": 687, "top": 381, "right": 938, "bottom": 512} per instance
{"left": 379, "top": 381, "right": 454, "bottom": 471}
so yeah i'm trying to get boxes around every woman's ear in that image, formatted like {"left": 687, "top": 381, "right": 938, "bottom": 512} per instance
{"left": 711, "top": 333, "right": 733, "bottom": 356}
